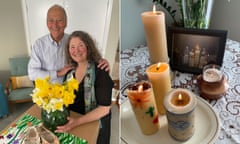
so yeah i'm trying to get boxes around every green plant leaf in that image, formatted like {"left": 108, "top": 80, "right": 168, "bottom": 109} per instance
{"left": 171, "top": 10, "right": 177, "bottom": 14}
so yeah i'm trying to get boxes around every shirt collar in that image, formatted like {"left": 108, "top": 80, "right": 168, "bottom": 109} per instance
{"left": 48, "top": 34, "right": 65, "bottom": 47}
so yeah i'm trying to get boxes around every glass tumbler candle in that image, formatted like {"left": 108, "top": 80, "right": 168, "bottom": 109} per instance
{"left": 127, "top": 81, "right": 160, "bottom": 135}
{"left": 203, "top": 64, "right": 223, "bottom": 83}
{"left": 164, "top": 88, "right": 197, "bottom": 141}
{"left": 199, "top": 64, "right": 226, "bottom": 100}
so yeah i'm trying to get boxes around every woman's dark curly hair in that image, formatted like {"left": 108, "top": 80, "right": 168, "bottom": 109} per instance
{"left": 65, "top": 31, "right": 102, "bottom": 66}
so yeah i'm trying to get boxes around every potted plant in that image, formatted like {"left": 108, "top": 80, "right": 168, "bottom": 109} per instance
{"left": 30, "top": 76, "right": 79, "bottom": 131}
{"left": 153, "top": 0, "right": 216, "bottom": 29}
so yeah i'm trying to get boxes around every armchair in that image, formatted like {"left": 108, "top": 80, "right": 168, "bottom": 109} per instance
{"left": 5, "top": 57, "right": 34, "bottom": 112}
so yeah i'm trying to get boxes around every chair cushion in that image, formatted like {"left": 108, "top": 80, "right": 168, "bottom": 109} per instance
{"left": 9, "top": 57, "right": 30, "bottom": 76}
{"left": 10, "top": 75, "right": 34, "bottom": 90}
{"left": 8, "top": 87, "right": 34, "bottom": 101}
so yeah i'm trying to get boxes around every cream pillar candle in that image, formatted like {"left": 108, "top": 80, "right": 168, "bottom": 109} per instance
{"left": 164, "top": 88, "right": 197, "bottom": 141}
{"left": 146, "top": 63, "right": 171, "bottom": 115}
{"left": 127, "top": 81, "right": 160, "bottom": 135}
{"left": 141, "top": 6, "right": 168, "bottom": 64}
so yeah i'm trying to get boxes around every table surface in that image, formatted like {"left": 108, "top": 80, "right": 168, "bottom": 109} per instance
{"left": 120, "top": 39, "right": 240, "bottom": 144}
{"left": 1, "top": 104, "right": 99, "bottom": 144}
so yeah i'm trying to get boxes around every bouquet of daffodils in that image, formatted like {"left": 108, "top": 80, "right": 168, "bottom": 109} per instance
{"left": 31, "top": 77, "right": 79, "bottom": 113}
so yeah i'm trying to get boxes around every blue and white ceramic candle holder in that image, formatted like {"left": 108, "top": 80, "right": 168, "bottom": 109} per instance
{"left": 164, "top": 88, "right": 197, "bottom": 141}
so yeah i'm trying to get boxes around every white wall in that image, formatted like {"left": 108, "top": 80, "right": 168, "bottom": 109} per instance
{"left": 0, "top": 0, "right": 119, "bottom": 84}
{"left": 210, "top": 0, "right": 240, "bottom": 42}
{"left": 22, "top": 0, "right": 112, "bottom": 56}
{"left": 105, "top": 0, "right": 119, "bottom": 75}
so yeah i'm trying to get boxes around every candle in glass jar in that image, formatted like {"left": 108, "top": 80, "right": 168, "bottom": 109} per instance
{"left": 127, "top": 81, "right": 160, "bottom": 135}
{"left": 141, "top": 5, "right": 168, "bottom": 64}
{"left": 203, "top": 64, "right": 222, "bottom": 83}
{"left": 164, "top": 88, "right": 197, "bottom": 141}
{"left": 146, "top": 63, "right": 171, "bottom": 115}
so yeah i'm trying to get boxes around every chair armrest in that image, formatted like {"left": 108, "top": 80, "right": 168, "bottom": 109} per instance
{"left": 5, "top": 79, "right": 11, "bottom": 95}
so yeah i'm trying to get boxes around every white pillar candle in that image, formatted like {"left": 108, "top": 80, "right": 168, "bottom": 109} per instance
{"left": 127, "top": 81, "right": 160, "bottom": 135}
{"left": 164, "top": 88, "right": 197, "bottom": 141}
{"left": 141, "top": 5, "right": 168, "bottom": 64}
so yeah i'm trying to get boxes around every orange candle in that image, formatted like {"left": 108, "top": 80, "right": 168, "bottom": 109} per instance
{"left": 127, "top": 81, "right": 159, "bottom": 135}
{"left": 146, "top": 63, "right": 171, "bottom": 114}
{"left": 141, "top": 5, "right": 168, "bottom": 64}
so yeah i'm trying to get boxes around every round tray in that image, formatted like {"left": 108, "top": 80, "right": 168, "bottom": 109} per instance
{"left": 121, "top": 96, "right": 220, "bottom": 144}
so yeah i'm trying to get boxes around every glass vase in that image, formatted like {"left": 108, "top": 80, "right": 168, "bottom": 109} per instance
{"left": 182, "top": 0, "right": 214, "bottom": 29}
{"left": 41, "top": 107, "right": 70, "bottom": 132}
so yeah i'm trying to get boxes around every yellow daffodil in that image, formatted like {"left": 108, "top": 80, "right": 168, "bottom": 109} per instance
{"left": 30, "top": 76, "right": 79, "bottom": 113}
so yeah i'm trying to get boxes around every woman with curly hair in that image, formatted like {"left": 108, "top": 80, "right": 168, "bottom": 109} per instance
{"left": 55, "top": 31, "right": 114, "bottom": 144}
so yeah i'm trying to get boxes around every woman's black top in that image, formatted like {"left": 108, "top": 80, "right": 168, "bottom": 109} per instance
{"left": 66, "top": 65, "right": 114, "bottom": 115}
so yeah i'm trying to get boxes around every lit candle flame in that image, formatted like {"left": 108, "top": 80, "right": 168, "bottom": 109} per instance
{"left": 153, "top": 4, "right": 156, "bottom": 14}
{"left": 156, "top": 62, "right": 161, "bottom": 70}
{"left": 178, "top": 94, "right": 182, "bottom": 101}
{"left": 138, "top": 85, "right": 143, "bottom": 92}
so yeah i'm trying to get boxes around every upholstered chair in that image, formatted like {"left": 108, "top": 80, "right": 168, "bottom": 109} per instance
{"left": 5, "top": 57, "right": 34, "bottom": 112}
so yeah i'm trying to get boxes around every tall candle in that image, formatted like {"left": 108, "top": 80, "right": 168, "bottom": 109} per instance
{"left": 127, "top": 81, "right": 160, "bottom": 135}
{"left": 141, "top": 5, "right": 168, "bottom": 64}
{"left": 164, "top": 88, "right": 197, "bottom": 141}
{"left": 146, "top": 63, "right": 171, "bottom": 114}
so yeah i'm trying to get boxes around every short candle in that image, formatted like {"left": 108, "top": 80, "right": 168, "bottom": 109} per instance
{"left": 171, "top": 93, "right": 190, "bottom": 107}
{"left": 164, "top": 88, "right": 197, "bottom": 141}
{"left": 203, "top": 64, "right": 222, "bottom": 83}
{"left": 127, "top": 81, "right": 160, "bottom": 135}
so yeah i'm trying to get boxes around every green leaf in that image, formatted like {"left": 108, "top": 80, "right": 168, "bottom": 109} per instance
{"left": 163, "top": 2, "right": 167, "bottom": 7}
{"left": 171, "top": 10, "right": 177, "bottom": 14}
{"left": 167, "top": 6, "right": 171, "bottom": 11}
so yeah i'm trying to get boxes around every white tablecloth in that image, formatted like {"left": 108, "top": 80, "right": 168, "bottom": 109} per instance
{"left": 120, "top": 39, "right": 240, "bottom": 144}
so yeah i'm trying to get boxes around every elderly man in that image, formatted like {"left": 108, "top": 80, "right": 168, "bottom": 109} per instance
{"left": 28, "top": 4, "right": 109, "bottom": 83}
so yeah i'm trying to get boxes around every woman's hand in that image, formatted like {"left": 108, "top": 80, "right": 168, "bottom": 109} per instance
{"left": 55, "top": 117, "right": 78, "bottom": 133}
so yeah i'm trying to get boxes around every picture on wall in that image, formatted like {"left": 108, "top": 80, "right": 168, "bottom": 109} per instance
{"left": 167, "top": 27, "right": 227, "bottom": 74}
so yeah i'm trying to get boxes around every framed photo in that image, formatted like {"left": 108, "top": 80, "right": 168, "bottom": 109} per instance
{"left": 167, "top": 27, "right": 227, "bottom": 74}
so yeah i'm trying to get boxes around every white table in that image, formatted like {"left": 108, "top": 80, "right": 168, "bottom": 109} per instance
{"left": 120, "top": 39, "right": 240, "bottom": 144}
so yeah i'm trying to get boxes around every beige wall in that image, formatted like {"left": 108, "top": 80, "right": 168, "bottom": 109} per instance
{"left": 0, "top": 0, "right": 28, "bottom": 84}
